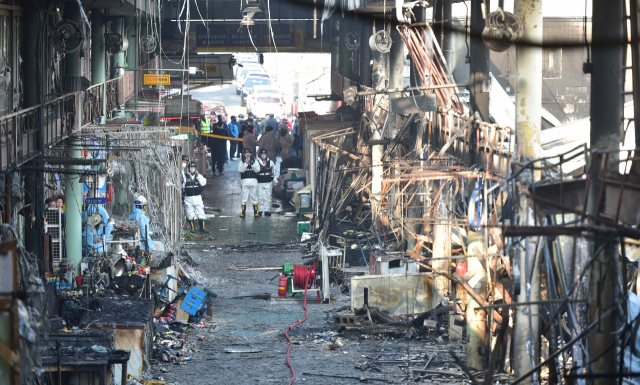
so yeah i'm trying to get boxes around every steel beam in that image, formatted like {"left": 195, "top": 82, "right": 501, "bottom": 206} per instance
{"left": 586, "top": 0, "right": 624, "bottom": 383}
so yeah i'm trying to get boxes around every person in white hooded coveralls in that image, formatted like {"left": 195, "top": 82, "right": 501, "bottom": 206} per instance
{"left": 183, "top": 161, "right": 208, "bottom": 233}
{"left": 256, "top": 148, "right": 275, "bottom": 216}
{"left": 238, "top": 147, "right": 260, "bottom": 217}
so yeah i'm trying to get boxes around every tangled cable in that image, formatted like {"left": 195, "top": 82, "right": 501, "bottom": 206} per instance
{"left": 284, "top": 264, "right": 315, "bottom": 384}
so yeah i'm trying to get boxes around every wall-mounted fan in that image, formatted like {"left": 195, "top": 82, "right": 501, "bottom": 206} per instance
{"left": 105, "top": 32, "right": 129, "bottom": 55}
{"left": 345, "top": 31, "right": 360, "bottom": 51}
{"left": 51, "top": 20, "right": 84, "bottom": 54}
{"left": 140, "top": 35, "right": 157, "bottom": 54}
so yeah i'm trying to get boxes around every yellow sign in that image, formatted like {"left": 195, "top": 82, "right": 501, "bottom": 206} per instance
{"left": 143, "top": 74, "right": 170, "bottom": 85}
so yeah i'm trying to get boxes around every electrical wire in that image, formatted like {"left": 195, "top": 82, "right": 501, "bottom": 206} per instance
{"left": 267, "top": 0, "right": 279, "bottom": 54}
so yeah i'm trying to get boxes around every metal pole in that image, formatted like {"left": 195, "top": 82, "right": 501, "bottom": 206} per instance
{"left": 465, "top": 230, "right": 487, "bottom": 370}
{"left": 111, "top": 18, "right": 125, "bottom": 78}
{"left": 407, "top": 5, "right": 427, "bottom": 253}
{"left": 65, "top": 141, "right": 83, "bottom": 275}
{"left": 513, "top": 0, "right": 542, "bottom": 382}
{"left": 432, "top": 181, "right": 451, "bottom": 303}
{"left": 5, "top": 173, "right": 11, "bottom": 231}
{"left": 357, "top": 83, "right": 467, "bottom": 96}
{"left": 469, "top": 0, "right": 490, "bottom": 164}
{"left": 91, "top": 11, "right": 105, "bottom": 85}
{"left": 389, "top": 19, "right": 404, "bottom": 104}
{"left": 388, "top": 18, "right": 403, "bottom": 228}
{"left": 360, "top": 18, "right": 373, "bottom": 87}
{"left": 62, "top": 3, "right": 83, "bottom": 274}
{"left": 434, "top": 0, "right": 453, "bottom": 67}
{"left": 631, "top": 0, "right": 640, "bottom": 177}
{"left": 134, "top": 1, "right": 139, "bottom": 100}
{"left": 586, "top": 0, "right": 623, "bottom": 383}
{"left": 371, "top": 47, "right": 387, "bottom": 222}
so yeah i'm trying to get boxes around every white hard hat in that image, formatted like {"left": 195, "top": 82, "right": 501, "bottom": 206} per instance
{"left": 134, "top": 195, "right": 147, "bottom": 207}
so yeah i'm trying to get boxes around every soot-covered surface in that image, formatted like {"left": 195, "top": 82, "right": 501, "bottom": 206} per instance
{"left": 80, "top": 296, "right": 154, "bottom": 327}
{"left": 106, "top": 275, "right": 146, "bottom": 296}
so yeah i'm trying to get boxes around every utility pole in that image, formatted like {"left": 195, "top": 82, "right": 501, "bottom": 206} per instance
{"left": 586, "top": 0, "right": 623, "bottom": 383}
{"left": 513, "top": 0, "right": 542, "bottom": 383}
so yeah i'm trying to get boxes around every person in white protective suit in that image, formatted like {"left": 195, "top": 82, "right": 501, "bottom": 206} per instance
{"left": 256, "top": 148, "right": 275, "bottom": 216}
{"left": 238, "top": 147, "right": 260, "bottom": 217}
{"left": 183, "top": 161, "right": 209, "bottom": 233}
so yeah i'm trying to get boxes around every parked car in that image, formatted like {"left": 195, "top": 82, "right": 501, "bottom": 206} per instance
{"left": 246, "top": 86, "right": 285, "bottom": 117}
{"left": 235, "top": 65, "right": 264, "bottom": 94}
{"left": 234, "top": 59, "right": 259, "bottom": 77}
{"left": 241, "top": 77, "right": 272, "bottom": 106}
{"left": 204, "top": 101, "right": 228, "bottom": 120}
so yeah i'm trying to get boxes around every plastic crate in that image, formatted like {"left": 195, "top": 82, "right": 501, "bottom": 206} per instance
{"left": 181, "top": 286, "right": 207, "bottom": 315}
{"left": 297, "top": 221, "right": 310, "bottom": 235}
{"left": 282, "top": 262, "right": 294, "bottom": 274}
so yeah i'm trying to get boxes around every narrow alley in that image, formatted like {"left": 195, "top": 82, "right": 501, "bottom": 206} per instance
{"left": 3, "top": 0, "right": 640, "bottom": 384}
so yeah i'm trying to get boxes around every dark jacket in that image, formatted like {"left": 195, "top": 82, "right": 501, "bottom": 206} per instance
{"left": 211, "top": 126, "right": 230, "bottom": 151}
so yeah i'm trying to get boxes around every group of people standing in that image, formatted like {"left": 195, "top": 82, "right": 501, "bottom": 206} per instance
{"left": 192, "top": 110, "right": 304, "bottom": 219}
{"left": 238, "top": 147, "right": 275, "bottom": 217}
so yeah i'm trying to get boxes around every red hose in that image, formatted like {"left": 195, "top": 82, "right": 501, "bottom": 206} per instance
{"left": 285, "top": 265, "right": 313, "bottom": 384}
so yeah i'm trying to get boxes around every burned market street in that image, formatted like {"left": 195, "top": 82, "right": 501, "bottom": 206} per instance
{"left": 4, "top": 0, "right": 640, "bottom": 384}
{"left": 144, "top": 162, "right": 466, "bottom": 384}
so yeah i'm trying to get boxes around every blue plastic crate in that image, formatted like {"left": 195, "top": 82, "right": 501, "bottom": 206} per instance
{"left": 181, "top": 286, "right": 207, "bottom": 315}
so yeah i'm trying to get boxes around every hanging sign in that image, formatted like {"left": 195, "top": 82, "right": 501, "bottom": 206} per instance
{"left": 144, "top": 74, "right": 170, "bottom": 85}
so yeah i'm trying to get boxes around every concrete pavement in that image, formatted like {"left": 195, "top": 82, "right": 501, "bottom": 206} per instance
{"left": 200, "top": 158, "right": 298, "bottom": 245}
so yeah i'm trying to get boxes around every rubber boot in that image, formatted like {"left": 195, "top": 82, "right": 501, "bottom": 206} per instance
{"left": 189, "top": 220, "right": 195, "bottom": 232}
{"left": 240, "top": 205, "right": 246, "bottom": 218}
{"left": 253, "top": 204, "right": 259, "bottom": 217}
{"left": 264, "top": 212, "right": 271, "bottom": 216}
{"left": 199, "top": 220, "right": 209, "bottom": 233}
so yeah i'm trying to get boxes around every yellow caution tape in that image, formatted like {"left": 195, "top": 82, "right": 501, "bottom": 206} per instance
{"left": 201, "top": 133, "right": 243, "bottom": 142}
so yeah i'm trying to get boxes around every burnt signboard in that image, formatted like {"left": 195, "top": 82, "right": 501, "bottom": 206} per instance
{"left": 195, "top": 24, "right": 294, "bottom": 48}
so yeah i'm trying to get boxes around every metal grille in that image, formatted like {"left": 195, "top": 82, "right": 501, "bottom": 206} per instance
{"left": 45, "top": 208, "right": 63, "bottom": 263}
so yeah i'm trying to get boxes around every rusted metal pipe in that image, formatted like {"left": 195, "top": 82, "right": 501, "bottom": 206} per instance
{"left": 357, "top": 83, "right": 468, "bottom": 96}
